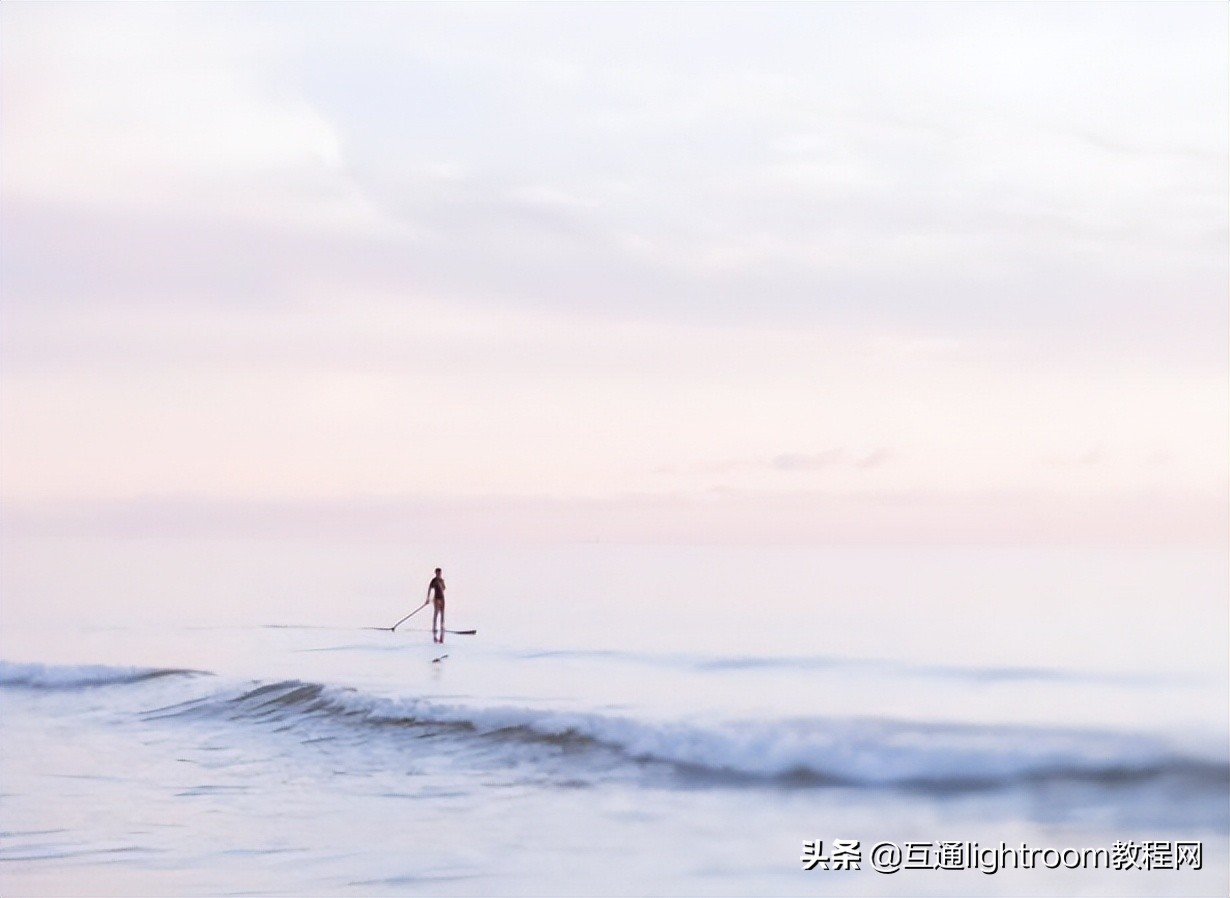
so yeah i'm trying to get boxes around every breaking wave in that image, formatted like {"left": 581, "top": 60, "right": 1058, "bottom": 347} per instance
{"left": 0, "top": 660, "right": 206, "bottom": 690}
{"left": 6, "top": 660, "right": 1224, "bottom": 794}
{"left": 151, "top": 676, "right": 1227, "bottom": 792}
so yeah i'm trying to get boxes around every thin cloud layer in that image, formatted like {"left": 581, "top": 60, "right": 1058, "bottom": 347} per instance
{"left": 1, "top": 3, "right": 1225, "bottom": 543}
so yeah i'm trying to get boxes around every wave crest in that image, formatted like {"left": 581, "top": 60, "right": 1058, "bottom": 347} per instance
{"left": 0, "top": 660, "right": 205, "bottom": 690}
{"left": 167, "top": 678, "right": 1228, "bottom": 791}
{"left": 9, "top": 661, "right": 1225, "bottom": 793}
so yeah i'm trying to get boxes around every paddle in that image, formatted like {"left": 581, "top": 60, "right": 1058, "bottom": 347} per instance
{"left": 374, "top": 601, "right": 428, "bottom": 632}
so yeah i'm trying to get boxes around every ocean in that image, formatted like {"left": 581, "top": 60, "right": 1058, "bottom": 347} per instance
{"left": 1, "top": 539, "right": 1226, "bottom": 896}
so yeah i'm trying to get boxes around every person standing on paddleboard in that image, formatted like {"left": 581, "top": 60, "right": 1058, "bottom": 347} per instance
{"left": 427, "top": 568, "right": 446, "bottom": 643}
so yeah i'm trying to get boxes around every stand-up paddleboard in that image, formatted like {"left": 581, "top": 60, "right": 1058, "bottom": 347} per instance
{"left": 363, "top": 626, "right": 477, "bottom": 635}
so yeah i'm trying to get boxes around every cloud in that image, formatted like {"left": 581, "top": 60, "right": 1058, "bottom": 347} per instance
{"left": 3, "top": 3, "right": 1224, "bottom": 348}
{"left": 0, "top": 5, "right": 340, "bottom": 211}
{"left": 769, "top": 450, "right": 893, "bottom": 472}
{"left": 853, "top": 449, "right": 893, "bottom": 469}
{"left": 0, "top": 3, "right": 1224, "bottom": 525}
{"left": 770, "top": 451, "right": 846, "bottom": 472}
{"left": 660, "top": 449, "right": 894, "bottom": 477}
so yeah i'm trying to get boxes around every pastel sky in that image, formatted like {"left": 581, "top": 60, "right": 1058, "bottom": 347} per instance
{"left": 1, "top": 3, "right": 1226, "bottom": 544}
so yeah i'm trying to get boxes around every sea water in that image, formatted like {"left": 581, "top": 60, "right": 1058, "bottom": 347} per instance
{"left": 1, "top": 539, "right": 1226, "bottom": 896}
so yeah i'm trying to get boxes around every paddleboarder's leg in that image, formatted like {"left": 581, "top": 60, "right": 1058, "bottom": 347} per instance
{"left": 432, "top": 598, "right": 445, "bottom": 642}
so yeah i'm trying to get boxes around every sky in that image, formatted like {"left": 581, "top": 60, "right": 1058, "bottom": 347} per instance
{"left": 1, "top": 2, "right": 1226, "bottom": 545}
